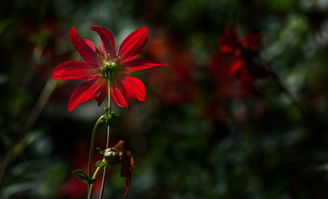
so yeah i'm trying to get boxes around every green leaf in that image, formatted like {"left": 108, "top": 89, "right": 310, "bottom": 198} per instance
{"left": 72, "top": 170, "right": 96, "bottom": 185}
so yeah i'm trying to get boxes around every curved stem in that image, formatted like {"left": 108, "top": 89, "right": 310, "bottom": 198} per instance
{"left": 87, "top": 165, "right": 103, "bottom": 199}
{"left": 0, "top": 79, "right": 56, "bottom": 191}
{"left": 22, "top": 79, "right": 56, "bottom": 136}
{"left": 98, "top": 80, "right": 112, "bottom": 199}
{"left": 88, "top": 115, "right": 105, "bottom": 177}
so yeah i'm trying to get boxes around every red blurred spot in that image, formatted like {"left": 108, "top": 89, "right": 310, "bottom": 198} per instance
{"left": 146, "top": 35, "right": 199, "bottom": 105}
{"left": 217, "top": 25, "right": 271, "bottom": 96}
{"left": 60, "top": 142, "right": 102, "bottom": 199}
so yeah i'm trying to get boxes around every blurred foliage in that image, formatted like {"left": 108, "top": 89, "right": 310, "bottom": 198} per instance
{"left": 1, "top": 0, "right": 328, "bottom": 199}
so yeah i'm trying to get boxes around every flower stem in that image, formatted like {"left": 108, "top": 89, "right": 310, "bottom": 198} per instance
{"left": 87, "top": 165, "right": 103, "bottom": 199}
{"left": 88, "top": 115, "right": 105, "bottom": 177}
{"left": 98, "top": 80, "right": 112, "bottom": 199}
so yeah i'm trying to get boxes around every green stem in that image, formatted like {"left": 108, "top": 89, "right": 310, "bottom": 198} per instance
{"left": 98, "top": 80, "right": 112, "bottom": 199}
{"left": 88, "top": 115, "right": 105, "bottom": 177}
{"left": 87, "top": 164, "right": 104, "bottom": 199}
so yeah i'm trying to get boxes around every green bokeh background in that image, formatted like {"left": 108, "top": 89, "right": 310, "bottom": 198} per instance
{"left": 1, "top": 0, "right": 328, "bottom": 198}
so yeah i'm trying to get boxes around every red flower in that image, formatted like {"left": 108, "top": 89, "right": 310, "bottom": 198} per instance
{"left": 218, "top": 25, "right": 270, "bottom": 95}
{"left": 53, "top": 26, "right": 167, "bottom": 111}
{"left": 146, "top": 35, "right": 199, "bottom": 105}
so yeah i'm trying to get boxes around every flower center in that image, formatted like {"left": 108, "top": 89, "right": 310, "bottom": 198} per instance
{"left": 101, "top": 61, "right": 119, "bottom": 80}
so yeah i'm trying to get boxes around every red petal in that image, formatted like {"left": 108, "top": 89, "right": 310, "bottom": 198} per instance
{"left": 111, "top": 80, "right": 129, "bottom": 108}
{"left": 84, "top": 39, "right": 97, "bottom": 53}
{"left": 120, "top": 152, "right": 134, "bottom": 199}
{"left": 90, "top": 26, "right": 116, "bottom": 58}
{"left": 118, "top": 27, "right": 148, "bottom": 63}
{"left": 228, "top": 59, "right": 244, "bottom": 77}
{"left": 121, "top": 58, "right": 167, "bottom": 72}
{"left": 68, "top": 79, "right": 105, "bottom": 111}
{"left": 123, "top": 182, "right": 130, "bottom": 199}
{"left": 219, "top": 25, "right": 240, "bottom": 54}
{"left": 122, "top": 75, "right": 146, "bottom": 101}
{"left": 69, "top": 27, "right": 98, "bottom": 65}
{"left": 52, "top": 61, "right": 99, "bottom": 80}
{"left": 220, "top": 45, "right": 236, "bottom": 54}
{"left": 95, "top": 83, "right": 107, "bottom": 105}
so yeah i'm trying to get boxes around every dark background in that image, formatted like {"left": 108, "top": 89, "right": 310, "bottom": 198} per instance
{"left": 1, "top": 0, "right": 328, "bottom": 198}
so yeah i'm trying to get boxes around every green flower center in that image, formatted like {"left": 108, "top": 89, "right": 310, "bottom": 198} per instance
{"left": 101, "top": 61, "right": 119, "bottom": 80}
